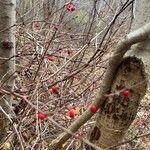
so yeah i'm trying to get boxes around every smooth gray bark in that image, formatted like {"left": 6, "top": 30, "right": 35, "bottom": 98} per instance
{"left": 127, "top": 0, "right": 150, "bottom": 80}
{"left": 0, "top": 0, "right": 16, "bottom": 144}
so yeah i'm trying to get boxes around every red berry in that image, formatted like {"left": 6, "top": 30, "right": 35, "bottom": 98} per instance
{"left": 66, "top": 3, "right": 75, "bottom": 12}
{"left": 38, "top": 112, "right": 46, "bottom": 120}
{"left": 69, "top": 109, "right": 75, "bottom": 119}
{"left": 148, "top": 102, "right": 150, "bottom": 106}
{"left": 90, "top": 105, "right": 97, "bottom": 113}
{"left": 47, "top": 55, "right": 54, "bottom": 61}
{"left": 50, "top": 86, "right": 58, "bottom": 94}
{"left": 67, "top": 48, "right": 72, "bottom": 55}
{"left": 122, "top": 89, "right": 130, "bottom": 97}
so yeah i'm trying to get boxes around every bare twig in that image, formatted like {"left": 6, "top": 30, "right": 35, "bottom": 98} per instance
{"left": 0, "top": 106, "right": 25, "bottom": 150}
{"left": 48, "top": 22, "right": 150, "bottom": 150}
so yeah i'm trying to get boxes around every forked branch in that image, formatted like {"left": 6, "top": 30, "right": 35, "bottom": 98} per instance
{"left": 48, "top": 22, "right": 150, "bottom": 150}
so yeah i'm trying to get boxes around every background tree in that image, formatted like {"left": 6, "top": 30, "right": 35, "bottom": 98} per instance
{"left": 0, "top": 0, "right": 16, "bottom": 145}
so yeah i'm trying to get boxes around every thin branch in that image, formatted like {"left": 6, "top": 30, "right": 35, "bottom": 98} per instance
{"left": 48, "top": 22, "right": 150, "bottom": 150}
{"left": 0, "top": 106, "right": 25, "bottom": 150}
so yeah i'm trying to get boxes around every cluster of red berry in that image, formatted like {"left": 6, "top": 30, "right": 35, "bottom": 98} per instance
{"left": 69, "top": 105, "right": 97, "bottom": 119}
{"left": 66, "top": 3, "right": 76, "bottom": 12}
{"left": 37, "top": 87, "right": 150, "bottom": 120}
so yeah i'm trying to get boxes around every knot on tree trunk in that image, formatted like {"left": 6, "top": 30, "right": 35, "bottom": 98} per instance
{"left": 0, "top": 41, "right": 13, "bottom": 49}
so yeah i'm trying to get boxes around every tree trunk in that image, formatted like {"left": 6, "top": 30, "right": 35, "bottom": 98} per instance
{"left": 0, "top": 0, "right": 16, "bottom": 144}
{"left": 90, "top": 0, "right": 150, "bottom": 149}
